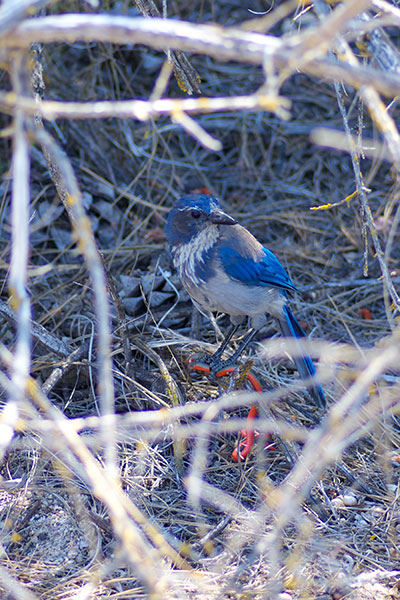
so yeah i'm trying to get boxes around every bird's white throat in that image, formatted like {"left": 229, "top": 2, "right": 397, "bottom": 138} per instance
{"left": 172, "top": 225, "right": 219, "bottom": 284}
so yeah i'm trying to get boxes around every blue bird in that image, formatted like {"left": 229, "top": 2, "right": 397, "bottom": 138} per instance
{"left": 165, "top": 193, "right": 325, "bottom": 408}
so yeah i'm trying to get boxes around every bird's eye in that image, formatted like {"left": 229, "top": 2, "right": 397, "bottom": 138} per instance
{"left": 191, "top": 209, "right": 202, "bottom": 219}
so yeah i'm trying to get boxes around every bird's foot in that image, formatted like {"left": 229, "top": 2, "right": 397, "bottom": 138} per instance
{"left": 186, "top": 352, "right": 238, "bottom": 380}
{"left": 186, "top": 353, "right": 258, "bottom": 392}
{"left": 187, "top": 353, "right": 269, "bottom": 461}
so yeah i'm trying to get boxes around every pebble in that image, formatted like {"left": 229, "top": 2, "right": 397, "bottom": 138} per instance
{"left": 331, "top": 496, "right": 345, "bottom": 508}
{"left": 342, "top": 494, "right": 357, "bottom": 506}
{"left": 331, "top": 493, "right": 357, "bottom": 508}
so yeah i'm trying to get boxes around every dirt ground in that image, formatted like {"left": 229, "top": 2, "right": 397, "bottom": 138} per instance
{"left": 0, "top": 1, "right": 400, "bottom": 599}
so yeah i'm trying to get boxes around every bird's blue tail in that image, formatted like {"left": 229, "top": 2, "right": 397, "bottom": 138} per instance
{"left": 278, "top": 306, "right": 326, "bottom": 408}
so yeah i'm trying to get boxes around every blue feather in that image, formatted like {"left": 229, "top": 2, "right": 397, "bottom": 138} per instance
{"left": 279, "top": 306, "right": 326, "bottom": 408}
{"left": 165, "top": 195, "right": 326, "bottom": 409}
{"left": 219, "top": 246, "right": 296, "bottom": 293}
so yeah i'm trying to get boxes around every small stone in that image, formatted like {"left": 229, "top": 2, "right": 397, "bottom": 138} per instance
{"left": 355, "top": 515, "right": 369, "bottom": 527}
{"left": 120, "top": 274, "right": 141, "bottom": 297}
{"left": 342, "top": 553, "right": 354, "bottom": 571}
{"left": 342, "top": 494, "right": 357, "bottom": 506}
{"left": 331, "top": 496, "right": 345, "bottom": 508}
{"left": 50, "top": 226, "right": 72, "bottom": 251}
{"left": 82, "top": 191, "right": 93, "bottom": 211}
{"left": 122, "top": 297, "right": 144, "bottom": 315}
{"left": 148, "top": 290, "right": 174, "bottom": 308}
{"left": 371, "top": 506, "right": 385, "bottom": 515}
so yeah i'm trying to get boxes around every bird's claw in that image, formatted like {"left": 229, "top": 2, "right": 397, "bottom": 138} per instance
{"left": 186, "top": 354, "right": 261, "bottom": 393}
{"left": 186, "top": 352, "right": 213, "bottom": 373}
{"left": 186, "top": 353, "right": 238, "bottom": 380}
{"left": 186, "top": 353, "right": 267, "bottom": 461}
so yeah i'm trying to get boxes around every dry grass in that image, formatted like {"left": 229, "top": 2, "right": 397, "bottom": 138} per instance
{"left": 0, "top": 0, "right": 400, "bottom": 599}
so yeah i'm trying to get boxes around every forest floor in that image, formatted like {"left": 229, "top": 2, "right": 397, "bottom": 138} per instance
{"left": 0, "top": 1, "right": 400, "bottom": 599}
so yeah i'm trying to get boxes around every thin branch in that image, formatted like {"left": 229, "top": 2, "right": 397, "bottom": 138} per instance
{"left": 313, "top": 0, "right": 400, "bottom": 316}
{"left": 0, "top": 298, "right": 73, "bottom": 357}
{"left": 32, "top": 125, "right": 118, "bottom": 478}
{"left": 134, "top": 0, "right": 201, "bottom": 95}
{"left": 0, "top": 343, "right": 191, "bottom": 596}
{"left": 9, "top": 52, "right": 31, "bottom": 403}
{"left": 0, "top": 91, "right": 291, "bottom": 120}
{"left": 3, "top": 14, "right": 400, "bottom": 97}
{"left": 257, "top": 339, "right": 400, "bottom": 557}
{"left": 0, "top": 0, "right": 51, "bottom": 35}
{"left": 29, "top": 29, "right": 117, "bottom": 480}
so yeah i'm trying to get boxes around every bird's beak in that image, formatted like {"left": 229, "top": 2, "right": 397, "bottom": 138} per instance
{"left": 210, "top": 208, "right": 237, "bottom": 225}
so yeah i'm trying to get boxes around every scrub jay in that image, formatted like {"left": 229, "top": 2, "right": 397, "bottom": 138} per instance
{"left": 165, "top": 193, "right": 325, "bottom": 408}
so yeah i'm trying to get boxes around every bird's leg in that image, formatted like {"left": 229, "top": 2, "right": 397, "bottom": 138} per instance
{"left": 211, "top": 324, "right": 241, "bottom": 362}
{"left": 188, "top": 326, "right": 258, "bottom": 379}
{"left": 186, "top": 324, "right": 240, "bottom": 374}
{"left": 209, "top": 327, "right": 258, "bottom": 376}
{"left": 226, "top": 327, "right": 258, "bottom": 364}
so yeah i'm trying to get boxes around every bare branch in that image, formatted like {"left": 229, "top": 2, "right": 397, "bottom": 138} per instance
{"left": 0, "top": 91, "right": 292, "bottom": 121}
{"left": 0, "top": 0, "right": 51, "bottom": 35}
{"left": 9, "top": 52, "right": 31, "bottom": 402}
{"left": 3, "top": 14, "right": 400, "bottom": 97}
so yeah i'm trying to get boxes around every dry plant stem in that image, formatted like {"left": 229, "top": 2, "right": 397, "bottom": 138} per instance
{"left": 0, "top": 90, "right": 289, "bottom": 152}
{"left": 172, "top": 109, "right": 222, "bottom": 151}
{"left": 32, "top": 125, "right": 118, "bottom": 479}
{"left": 9, "top": 52, "right": 31, "bottom": 407}
{"left": 4, "top": 14, "right": 400, "bottom": 97}
{"left": 314, "top": 0, "right": 400, "bottom": 315}
{"left": 195, "top": 514, "right": 232, "bottom": 549}
{"left": 294, "top": 0, "right": 372, "bottom": 59}
{"left": 0, "top": 298, "right": 72, "bottom": 357}
{"left": 240, "top": 0, "right": 300, "bottom": 33}
{"left": 258, "top": 339, "right": 400, "bottom": 556}
{"left": 134, "top": 0, "right": 201, "bottom": 95}
{"left": 105, "top": 273, "right": 133, "bottom": 375}
{"left": 345, "top": 56, "right": 400, "bottom": 169}
{"left": 187, "top": 400, "right": 221, "bottom": 512}
{"left": 0, "top": 92, "right": 291, "bottom": 122}
{"left": 185, "top": 383, "right": 312, "bottom": 510}
{"left": 334, "top": 81, "right": 370, "bottom": 279}
{"left": 30, "top": 47, "right": 117, "bottom": 470}
{"left": 346, "top": 93, "right": 400, "bottom": 317}
{"left": 30, "top": 381, "right": 308, "bottom": 442}
{"left": 41, "top": 344, "right": 87, "bottom": 396}
{"left": 0, "top": 565, "right": 40, "bottom": 600}
{"left": 0, "top": 343, "right": 192, "bottom": 594}
{"left": 358, "top": 11, "right": 400, "bottom": 73}
{"left": 310, "top": 127, "right": 396, "bottom": 161}
{"left": 351, "top": 170, "right": 399, "bottom": 315}
{"left": 373, "top": 0, "right": 400, "bottom": 20}
{"left": 35, "top": 413, "right": 302, "bottom": 447}
{"left": 0, "top": 0, "right": 50, "bottom": 35}
{"left": 130, "top": 335, "right": 182, "bottom": 406}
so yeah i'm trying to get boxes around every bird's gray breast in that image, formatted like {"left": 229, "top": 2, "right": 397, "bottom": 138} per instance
{"left": 171, "top": 224, "right": 285, "bottom": 321}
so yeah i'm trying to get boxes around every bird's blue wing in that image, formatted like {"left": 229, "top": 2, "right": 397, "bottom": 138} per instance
{"left": 218, "top": 246, "right": 296, "bottom": 293}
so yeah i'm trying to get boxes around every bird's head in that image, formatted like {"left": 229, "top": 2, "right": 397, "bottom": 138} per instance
{"left": 165, "top": 194, "right": 237, "bottom": 246}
